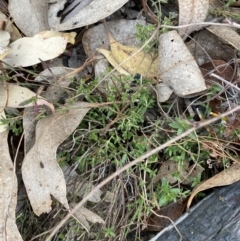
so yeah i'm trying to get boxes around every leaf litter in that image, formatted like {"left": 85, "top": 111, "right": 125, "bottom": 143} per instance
{"left": 0, "top": 130, "right": 23, "bottom": 241}
{"left": 1, "top": 0, "right": 240, "bottom": 240}
{"left": 22, "top": 102, "right": 91, "bottom": 216}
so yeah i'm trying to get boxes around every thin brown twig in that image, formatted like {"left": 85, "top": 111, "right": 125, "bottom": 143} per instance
{"left": 151, "top": 210, "right": 182, "bottom": 241}
{"left": 159, "top": 20, "right": 240, "bottom": 30}
{"left": 58, "top": 57, "right": 97, "bottom": 84}
{"left": 47, "top": 104, "right": 240, "bottom": 240}
{"left": 141, "top": 0, "right": 159, "bottom": 24}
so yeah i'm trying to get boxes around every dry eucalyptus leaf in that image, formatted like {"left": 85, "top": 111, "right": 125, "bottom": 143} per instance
{"left": 187, "top": 163, "right": 240, "bottom": 209}
{"left": 152, "top": 160, "right": 203, "bottom": 185}
{"left": 0, "top": 83, "right": 54, "bottom": 112}
{"left": 36, "top": 30, "right": 77, "bottom": 45}
{"left": 35, "top": 66, "right": 75, "bottom": 103}
{"left": 158, "top": 30, "right": 207, "bottom": 102}
{"left": 152, "top": 161, "right": 180, "bottom": 185}
{"left": 0, "top": 11, "right": 7, "bottom": 21}
{"left": 22, "top": 102, "right": 90, "bottom": 216}
{"left": 5, "top": 17, "right": 22, "bottom": 42}
{"left": 0, "top": 46, "right": 11, "bottom": 61}
{"left": 98, "top": 21, "right": 158, "bottom": 81}
{"left": 188, "top": 29, "right": 235, "bottom": 66}
{"left": 82, "top": 19, "right": 147, "bottom": 57}
{"left": 178, "top": 0, "right": 209, "bottom": 40}
{"left": 207, "top": 25, "right": 240, "bottom": 50}
{"left": 0, "top": 131, "right": 23, "bottom": 241}
{"left": 70, "top": 206, "right": 90, "bottom": 232}
{"left": 8, "top": 0, "right": 49, "bottom": 36}
{"left": 0, "top": 30, "right": 10, "bottom": 47}
{"left": 0, "top": 10, "right": 21, "bottom": 42}
{"left": 62, "top": 165, "right": 102, "bottom": 202}
{"left": 24, "top": 66, "right": 75, "bottom": 153}
{"left": 94, "top": 58, "right": 124, "bottom": 94}
{"left": 76, "top": 206, "right": 105, "bottom": 224}
{"left": 4, "top": 32, "right": 68, "bottom": 67}
{"left": 97, "top": 48, "right": 130, "bottom": 76}
{"left": 0, "top": 109, "right": 6, "bottom": 133}
{"left": 70, "top": 203, "right": 105, "bottom": 232}
{"left": 0, "top": 30, "right": 11, "bottom": 60}
{"left": 48, "top": 0, "right": 129, "bottom": 31}
{"left": 23, "top": 107, "right": 37, "bottom": 154}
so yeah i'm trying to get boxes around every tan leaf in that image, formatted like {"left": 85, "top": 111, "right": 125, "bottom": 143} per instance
{"left": 178, "top": 0, "right": 209, "bottom": 40}
{"left": 0, "top": 83, "right": 54, "bottom": 112}
{"left": 23, "top": 66, "right": 75, "bottom": 152}
{"left": 70, "top": 203, "right": 105, "bottom": 232}
{"left": 23, "top": 107, "right": 36, "bottom": 154}
{"left": 76, "top": 206, "right": 105, "bottom": 224}
{"left": 97, "top": 48, "right": 130, "bottom": 76}
{"left": 0, "top": 30, "right": 11, "bottom": 60}
{"left": 8, "top": 0, "right": 49, "bottom": 36}
{"left": 0, "top": 30, "right": 10, "bottom": 47}
{"left": 22, "top": 102, "right": 90, "bottom": 216}
{"left": 35, "top": 66, "right": 76, "bottom": 103}
{"left": 0, "top": 109, "right": 6, "bottom": 133}
{"left": 152, "top": 160, "right": 203, "bottom": 185}
{"left": 36, "top": 31, "right": 77, "bottom": 45}
{"left": 0, "top": 84, "right": 54, "bottom": 136}
{"left": 4, "top": 33, "right": 68, "bottom": 67}
{"left": 152, "top": 161, "right": 180, "bottom": 185}
{"left": 101, "top": 21, "right": 158, "bottom": 81}
{"left": 82, "top": 19, "right": 147, "bottom": 57}
{"left": 0, "top": 46, "right": 11, "bottom": 60}
{"left": 0, "top": 131, "right": 23, "bottom": 240}
{"left": 62, "top": 165, "right": 102, "bottom": 203}
{"left": 187, "top": 163, "right": 240, "bottom": 209}
{"left": 48, "top": 0, "right": 129, "bottom": 31}
{"left": 207, "top": 25, "right": 240, "bottom": 50}
{"left": 5, "top": 17, "right": 22, "bottom": 42}
{"left": 158, "top": 30, "right": 207, "bottom": 102}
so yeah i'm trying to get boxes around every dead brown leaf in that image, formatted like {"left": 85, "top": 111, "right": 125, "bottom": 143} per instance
{"left": 189, "top": 29, "right": 236, "bottom": 66}
{"left": 0, "top": 131, "right": 23, "bottom": 240}
{"left": 207, "top": 25, "right": 240, "bottom": 50}
{"left": 187, "top": 163, "right": 240, "bottom": 209}
{"left": 145, "top": 199, "right": 187, "bottom": 232}
{"left": 70, "top": 203, "right": 105, "bottom": 232}
{"left": 97, "top": 20, "right": 158, "bottom": 80}
{"left": 22, "top": 102, "right": 91, "bottom": 216}
{"left": 157, "top": 30, "right": 207, "bottom": 102}
{"left": 201, "top": 60, "right": 236, "bottom": 86}
{"left": 152, "top": 160, "right": 203, "bottom": 185}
